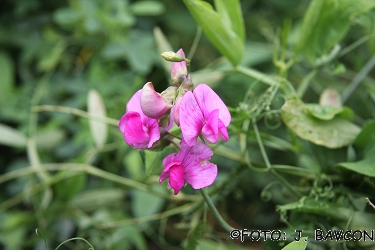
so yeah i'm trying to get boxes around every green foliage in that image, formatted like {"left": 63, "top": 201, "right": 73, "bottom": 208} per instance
{"left": 296, "top": 0, "right": 375, "bottom": 64}
{"left": 1, "top": 0, "right": 375, "bottom": 249}
{"left": 281, "top": 237, "right": 308, "bottom": 250}
{"left": 182, "top": 0, "right": 244, "bottom": 66}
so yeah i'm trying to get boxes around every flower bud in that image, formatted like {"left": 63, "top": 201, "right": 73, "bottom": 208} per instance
{"left": 170, "top": 49, "right": 188, "bottom": 86}
{"left": 161, "top": 51, "right": 185, "bottom": 62}
{"left": 319, "top": 87, "right": 342, "bottom": 108}
{"left": 141, "top": 82, "right": 173, "bottom": 119}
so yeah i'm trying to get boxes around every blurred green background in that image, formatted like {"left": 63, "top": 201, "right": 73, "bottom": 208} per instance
{"left": 1, "top": 0, "right": 375, "bottom": 249}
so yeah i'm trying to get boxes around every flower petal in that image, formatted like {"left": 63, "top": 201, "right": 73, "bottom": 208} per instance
{"left": 193, "top": 84, "right": 231, "bottom": 126}
{"left": 160, "top": 157, "right": 181, "bottom": 183}
{"left": 180, "top": 91, "right": 205, "bottom": 146}
{"left": 201, "top": 109, "right": 219, "bottom": 144}
{"left": 146, "top": 118, "right": 161, "bottom": 148}
{"left": 120, "top": 112, "right": 150, "bottom": 149}
{"left": 218, "top": 119, "right": 229, "bottom": 142}
{"left": 141, "top": 82, "right": 172, "bottom": 119}
{"left": 171, "top": 49, "right": 187, "bottom": 85}
{"left": 126, "top": 90, "right": 143, "bottom": 117}
{"left": 185, "top": 162, "right": 217, "bottom": 189}
{"left": 169, "top": 165, "right": 185, "bottom": 195}
{"left": 180, "top": 141, "right": 214, "bottom": 173}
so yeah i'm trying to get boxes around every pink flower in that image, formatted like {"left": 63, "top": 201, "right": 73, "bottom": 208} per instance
{"left": 119, "top": 90, "right": 160, "bottom": 149}
{"left": 179, "top": 84, "right": 231, "bottom": 146}
{"left": 140, "top": 82, "right": 175, "bottom": 119}
{"left": 171, "top": 49, "right": 188, "bottom": 86}
{"left": 159, "top": 140, "right": 217, "bottom": 195}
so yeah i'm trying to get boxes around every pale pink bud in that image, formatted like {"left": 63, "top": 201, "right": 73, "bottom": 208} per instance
{"left": 171, "top": 49, "right": 188, "bottom": 86}
{"left": 319, "top": 88, "right": 342, "bottom": 108}
{"left": 141, "top": 82, "right": 175, "bottom": 119}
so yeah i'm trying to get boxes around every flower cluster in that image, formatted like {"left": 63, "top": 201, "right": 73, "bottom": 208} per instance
{"left": 119, "top": 49, "right": 231, "bottom": 194}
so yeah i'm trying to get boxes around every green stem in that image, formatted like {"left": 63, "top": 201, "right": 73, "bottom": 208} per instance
{"left": 236, "top": 65, "right": 277, "bottom": 86}
{"left": 252, "top": 118, "right": 302, "bottom": 198}
{"left": 187, "top": 26, "right": 202, "bottom": 61}
{"left": 341, "top": 54, "right": 375, "bottom": 103}
{"left": 200, "top": 188, "right": 234, "bottom": 232}
{"left": 32, "top": 105, "right": 119, "bottom": 126}
{"left": 297, "top": 69, "right": 318, "bottom": 98}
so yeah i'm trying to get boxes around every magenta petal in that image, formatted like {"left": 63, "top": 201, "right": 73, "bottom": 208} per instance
{"left": 121, "top": 112, "right": 150, "bottom": 149}
{"left": 171, "top": 95, "right": 182, "bottom": 126}
{"left": 146, "top": 118, "right": 161, "bottom": 148}
{"left": 159, "top": 158, "right": 180, "bottom": 183}
{"left": 201, "top": 109, "right": 219, "bottom": 144}
{"left": 141, "top": 82, "right": 172, "bottom": 119}
{"left": 185, "top": 162, "right": 217, "bottom": 189}
{"left": 171, "top": 49, "right": 187, "bottom": 85}
{"left": 169, "top": 165, "right": 185, "bottom": 195}
{"left": 181, "top": 141, "right": 213, "bottom": 173}
{"left": 218, "top": 119, "right": 229, "bottom": 142}
{"left": 126, "top": 90, "right": 143, "bottom": 116}
{"left": 193, "top": 84, "right": 231, "bottom": 126}
{"left": 180, "top": 91, "right": 204, "bottom": 146}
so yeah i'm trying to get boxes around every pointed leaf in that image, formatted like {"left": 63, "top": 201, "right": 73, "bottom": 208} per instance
{"left": 214, "top": 0, "right": 245, "bottom": 42}
{"left": 88, "top": 89, "right": 108, "bottom": 147}
{"left": 153, "top": 26, "right": 173, "bottom": 74}
{"left": 0, "top": 52, "right": 14, "bottom": 105}
{"left": 281, "top": 237, "right": 308, "bottom": 250}
{"left": 296, "top": 0, "right": 375, "bottom": 64}
{"left": 281, "top": 100, "right": 360, "bottom": 148}
{"left": 144, "top": 150, "right": 161, "bottom": 175}
{"left": 182, "top": 0, "right": 244, "bottom": 66}
{"left": 0, "top": 123, "right": 27, "bottom": 148}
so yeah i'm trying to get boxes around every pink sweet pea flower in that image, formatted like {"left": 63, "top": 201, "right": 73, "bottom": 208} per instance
{"left": 171, "top": 49, "right": 188, "bottom": 86}
{"left": 119, "top": 90, "right": 160, "bottom": 149}
{"left": 159, "top": 140, "right": 217, "bottom": 195}
{"left": 179, "top": 84, "right": 231, "bottom": 146}
{"left": 141, "top": 82, "right": 175, "bottom": 119}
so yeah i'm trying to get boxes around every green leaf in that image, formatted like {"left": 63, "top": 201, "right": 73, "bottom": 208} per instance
{"left": 87, "top": 89, "right": 108, "bottom": 147}
{"left": 144, "top": 150, "right": 161, "bottom": 176}
{"left": 182, "top": 0, "right": 244, "bottom": 66}
{"left": 296, "top": 0, "right": 375, "bottom": 64}
{"left": 131, "top": 184, "right": 165, "bottom": 218}
{"left": 277, "top": 198, "right": 375, "bottom": 234}
{"left": 338, "top": 157, "right": 375, "bottom": 177}
{"left": 153, "top": 26, "right": 173, "bottom": 74}
{"left": 186, "top": 221, "right": 205, "bottom": 250}
{"left": 0, "top": 52, "right": 14, "bottom": 105}
{"left": 214, "top": 0, "right": 245, "bottom": 42}
{"left": 0, "top": 123, "right": 27, "bottom": 148}
{"left": 130, "top": 1, "right": 166, "bottom": 16}
{"left": 281, "top": 100, "right": 360, "bottom": 148}
{"left": 305, "top": 104, "right": 344, "bottom": 121}
{"left": 281, "top": 237, "right": 308, "bottom": 250}
{"left": 337, "top": 120, "right": 375, "bottom": 177}
{"left": 37, "top": 40, "right": 66, "bottom": 72}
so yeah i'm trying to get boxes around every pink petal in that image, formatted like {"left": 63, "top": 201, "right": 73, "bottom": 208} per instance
{"left": 126, "top": 90, "right": 143, "bottom": 117}
{"left": 201, "top": 109, "right": 219, "bottom": 144}
{"left": 218, "top": 119, "right": 229, "bottom": 142}
{"left": 146, "top": 118, "right": 161, "bottom": 148}
{"left": 171, "top": 49, "right": 187, "bottom": 85}
{"left": 180, "top": 91, "right": 205, "bottom": 146}
{"left": 185, "top": 162, "right": 217, "bottom": 189}
{"left": 120, "top": 112, "right": 150, "bottom": 149}
{"left": 159, "top": 158, "right": 180, "bottom": 183}
{"left": 193, "top": 84, "right": 231, "bottom": 126}
{"left": 141, "top": 82, "right": 172, "bottom": 119}
{"left": 180, "top": 141, "right": 213, "bottom": 173}
{"left": 171, "top": 95, "right": 182, "bottom": 126}
{"left": 169, "top": 165, "right": 185, "bottom": 195}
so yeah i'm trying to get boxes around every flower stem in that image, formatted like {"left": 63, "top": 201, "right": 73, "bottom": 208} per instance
{"left": 200, "top": 188, "right": 234, "bottom": 232}
{"left": 252, "top": 118, "right": 302, "bottom": 198}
